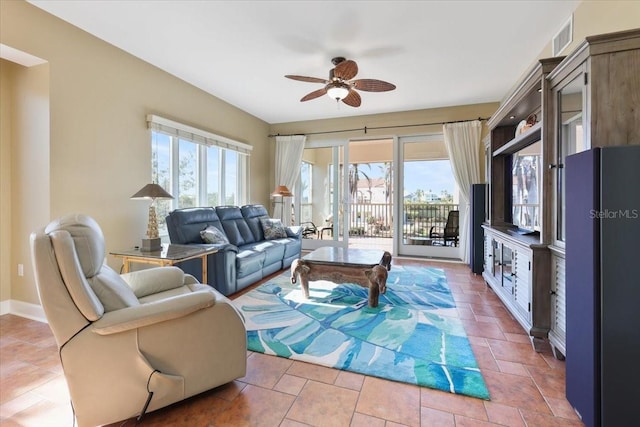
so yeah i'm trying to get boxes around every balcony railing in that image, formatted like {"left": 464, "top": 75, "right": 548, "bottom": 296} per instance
{"left": 301, "top": 202, "right": 459, "bottom": 240}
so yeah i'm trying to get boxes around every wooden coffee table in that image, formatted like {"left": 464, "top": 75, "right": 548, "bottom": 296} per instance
{"left": 290, "top": 247, "right": 392, "bottom": 307}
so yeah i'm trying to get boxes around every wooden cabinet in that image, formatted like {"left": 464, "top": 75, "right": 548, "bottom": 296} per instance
{"left": 483, "top": 56, "right": 562, "bottom": 351}
{"left": 545, "top": 28, "right": 640, "bottom": 358}
{"left": 482, "top": 226, "right": 550, "bottom": 350}
{"left": 483, "top": 29, "right": 640, "bottom": 356}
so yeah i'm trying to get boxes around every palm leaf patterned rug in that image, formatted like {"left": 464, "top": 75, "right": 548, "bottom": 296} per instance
{"left": 232, "top": 265, "right": 490, "bottom": 400}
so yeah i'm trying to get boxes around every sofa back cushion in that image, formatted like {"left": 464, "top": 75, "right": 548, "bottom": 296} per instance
{"left": 241, "top": 204, "right": 269, "bottom": 241}
{"left": 216, "top": 206, "right": 255, "bottom": 246}
{"left": 166, "top": 207, "right": 222, "bottom": 244}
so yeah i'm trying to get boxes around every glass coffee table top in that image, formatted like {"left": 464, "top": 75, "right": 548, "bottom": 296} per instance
{"left": 303, "top": 247, "right": 386, "bottom": 267}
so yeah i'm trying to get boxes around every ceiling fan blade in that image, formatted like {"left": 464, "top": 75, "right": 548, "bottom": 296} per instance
{"left": 342, "top": 89, "right": 361, "bottom": 107}
{"left": 334, "top": 60, "right": 358, "bottom": 80}
{"left": 352, "top": 79, "right": 396, "bottom": 92}
{"left": 300, "top": 88, "right": 327, "bottom": 102}
{"left": 285, "top": 75, "right": 329, "bottom": 84}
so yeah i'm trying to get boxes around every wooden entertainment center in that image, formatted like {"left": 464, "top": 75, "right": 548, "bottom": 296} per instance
{"left": 482, "top": 29, "right": 640, "bottom": 357}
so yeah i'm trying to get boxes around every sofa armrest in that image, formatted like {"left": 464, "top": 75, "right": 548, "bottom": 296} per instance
{"left": 92, "top": 291, "right": 216, "bottom": 335}
{"left": 286, "top": 226, "right": 303, "bottom": 238}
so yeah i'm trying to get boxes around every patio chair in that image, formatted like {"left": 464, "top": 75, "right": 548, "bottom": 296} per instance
{"left": 300, "top": 221, "right": 317, "bottom": 238}
{"left": 430, "top": 210, "right": 459, "bottom": 247}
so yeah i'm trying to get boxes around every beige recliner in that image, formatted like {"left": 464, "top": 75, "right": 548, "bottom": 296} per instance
{"left": 30, "top": 214, "right": 247, "bottom": 427}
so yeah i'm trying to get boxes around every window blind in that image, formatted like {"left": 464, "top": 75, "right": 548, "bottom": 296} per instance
{"left": 146, "top": 114, "right": 252, "bottom": 155}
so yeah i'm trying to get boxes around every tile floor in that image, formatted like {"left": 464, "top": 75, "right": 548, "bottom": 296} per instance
{"left": 0, "top": 258, "right": 584, "bottom": 426}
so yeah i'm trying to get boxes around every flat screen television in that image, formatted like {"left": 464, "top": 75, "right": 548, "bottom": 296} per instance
{"left": 509, "top": 140, "right": 541, "bottom": 233}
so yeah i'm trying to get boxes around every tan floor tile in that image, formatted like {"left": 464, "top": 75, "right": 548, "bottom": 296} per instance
{"left": 280, "top": 419, "right": 313, "bottom": 427}
{"left": 545, "top": 396, "right": 581, "bottom": 420}
{"left": 470, "top": 344, "right": 499, "bottom": 372}
{"left": 240, "top": 352, "right": 292, "bottom": 389}
{"left": 350, "top": 412, "right": 386, "bottom": 427}
{"left": 467, "top": 336, "right": 489, "bottom": 347}
{"left": 468, "top": 303, "right": 511, "bottom": 319}
{"left": 210, "top": 384, "right": 295, "bottom": 426}
{"left": 420, "top": 387, "right": 487, "bottom": 421}
{"left": 486, "top": 339, "right": 548, "bottom": 368}
{"left": 5, "top": 399, "right": 73, "bottom": 427}
{"left": 274, "top": 374, "right": 307, "bottom": 395}
{"left": 520, "top": 408, "right": 585, "bottom": 426}
{"left": 454, "top": 414, "right": 503, "bottom": 426}
{"left": 209, "top": 380, "right": 246, "bottom": 402}
{"left": 495, "top": 317, "right": 528, "bottom": 335}
{"left": 0, "top": 392, "right": 44, "bottom": 419}
{"left": 460, "top": 320, "right": 507, "bottom": 341}
{"left": 420, "top": 406, "right": 455, "bottom": 426}
{"left": 357, "top": 377, "right": 421, "bottom": 426}
{"left": 287, "top": 360, "right": 340, "bottom": 384}
{"left": 504, "top": 332, "right": 531, "bottom": 344}
{"left": 484, "top": 401, "right": 525, "bottom": 426}
{"left": 0, "top": 361, "right": 59, "bottom": 404}
{"left": 481, "top": 370, "right": 551, "bottom": 414}
{"left": 334, "top": 370, "right": 364, "bottom": 391}
{"left": 286, "top": 380, "right": 358, "bottom": 427}
{"left": 526, "top": 365, "right": 566, "bottom": 399}
{"left": 496, "top": 360, "right": 530, "bottom": 377}
{"left": 456, "top": 307, "right": 476, "bottom": 320}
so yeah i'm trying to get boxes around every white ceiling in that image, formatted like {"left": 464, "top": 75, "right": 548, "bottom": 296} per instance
{"left": 28, "top": 0, "right": 581, "bottom": 124}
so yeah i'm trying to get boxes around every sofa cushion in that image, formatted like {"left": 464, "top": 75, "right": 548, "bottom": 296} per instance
{"left": 244, "top": 240, "right": 286, "bottom": 266}
{"left": 241, "top": 204, "right": 270, "bottom": 241}
{"left": 216, "top": 206, "right": 255, "bottom": 246}
{"left": 259, "top": 218, "right": 288, "bottom": 240}
{"left": 235, "top": 248, "right": 265, "bottom": 278}
{"left": 166, "top": 207, "right": 222, "bottom": 244}
{"left": 200, "top": 225, "right": 229, "bottom": 244}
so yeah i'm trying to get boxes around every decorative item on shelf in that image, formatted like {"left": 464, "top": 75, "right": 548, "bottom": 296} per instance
{"left": 131, "top": 183, "right": 174, "bottom": 251}
{"left": 271, "top": 185, "right": 293, "bottom": 223}
{"left": 515, "top": 113, "right": 538, "bottom": 137}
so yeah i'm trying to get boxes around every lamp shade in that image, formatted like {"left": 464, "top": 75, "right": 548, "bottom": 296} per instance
{"left": 130, "top": 183, "right": 174, "bottom": 200}
{"left": 271, "top": 185, "right": 292, "bottom": 197}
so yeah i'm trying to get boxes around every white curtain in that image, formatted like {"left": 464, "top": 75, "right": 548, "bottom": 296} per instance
{"left": 443, "top": 120, "right": 483, "bottom": 264}
{"left": 274, "top": 135, "right": 306, "bottom": 223}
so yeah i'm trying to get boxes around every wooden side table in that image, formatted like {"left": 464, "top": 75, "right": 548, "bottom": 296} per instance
{"left": 110, "top": 244, "right": 218, "bottom": 284}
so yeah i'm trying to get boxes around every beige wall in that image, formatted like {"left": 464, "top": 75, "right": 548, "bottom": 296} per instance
{"left": 537, "top": 1, "right": 640, "bottom": 59}
{"left": 0, "top": 1, "right": 270, "bottom": 306}
{"left": 0, "top": 60, "right": 12, "bottom": 303}
{"left": 0, "top": 59, "right": 50, "bottom": 304}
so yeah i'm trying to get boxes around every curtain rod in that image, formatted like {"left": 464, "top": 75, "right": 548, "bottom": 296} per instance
{"left": 267, "top": 116, "right": 490, "bottom": 138}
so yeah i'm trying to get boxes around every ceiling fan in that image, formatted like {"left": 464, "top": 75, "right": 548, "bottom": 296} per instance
{"left": 285, "top": 57, "right": 396, "bottom": 107}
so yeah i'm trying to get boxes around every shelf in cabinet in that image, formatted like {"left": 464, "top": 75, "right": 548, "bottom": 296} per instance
{"left": 493, "top": 122, "right": 542, "bottom": 157}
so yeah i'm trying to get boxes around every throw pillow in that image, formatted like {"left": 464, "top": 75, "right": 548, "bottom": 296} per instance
{"left": 200, "top": 225, "right": 229, "bottom": 244}
{"left": 260, "top": 217, "right": 288, "bottom": 240}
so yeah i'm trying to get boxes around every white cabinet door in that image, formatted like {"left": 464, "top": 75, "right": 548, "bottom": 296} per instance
{"left": 513, "top": 249, "right": 532, "bottom": 319}
{"left": 551, "top": 255, "right": 567, "bottom": 342}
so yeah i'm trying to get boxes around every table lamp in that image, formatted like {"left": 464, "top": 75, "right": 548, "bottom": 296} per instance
{"left": 131, "top": 183, "right": 174, "bottom": 251}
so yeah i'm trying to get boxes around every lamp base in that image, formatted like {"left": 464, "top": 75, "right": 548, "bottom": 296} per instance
{"left": 141, "top": 238, "right": 162, "bottom": 252}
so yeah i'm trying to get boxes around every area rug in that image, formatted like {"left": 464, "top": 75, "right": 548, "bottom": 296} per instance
{"left": 232, "top": 266, "right": 490, "bottom": 400}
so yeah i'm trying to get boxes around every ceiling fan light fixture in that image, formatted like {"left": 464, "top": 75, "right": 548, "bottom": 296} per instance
{"left": 326, "top": 84, "right": 350, "bottom": 101}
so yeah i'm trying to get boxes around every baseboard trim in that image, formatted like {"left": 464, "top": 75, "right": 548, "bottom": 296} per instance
{"left": 0, "top": 300, "right": 47, "bottom": 323}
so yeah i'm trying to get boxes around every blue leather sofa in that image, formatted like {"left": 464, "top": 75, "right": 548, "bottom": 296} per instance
{"left": 166, "top": 204, "right": 301, "bottom": 296}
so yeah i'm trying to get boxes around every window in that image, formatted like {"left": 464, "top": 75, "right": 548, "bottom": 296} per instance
{"left": 148, "top": 115, "right": 252, "bottom": 236}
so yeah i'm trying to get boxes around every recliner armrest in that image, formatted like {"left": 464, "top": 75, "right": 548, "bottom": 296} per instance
{"left": 121, "top": 266, "right": 188, "bottom": 298}
{"left": 92, "top": 290, "right": 216, "bottom": 335}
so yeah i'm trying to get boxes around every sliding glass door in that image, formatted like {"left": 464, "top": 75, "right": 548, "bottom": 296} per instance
{"left": 294, "top": 140, "right": 347, "bottom": 250}
{"left": 396, "top": 134, "right": 462, "bottom": 259}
